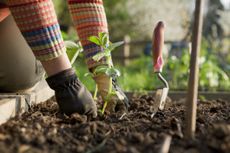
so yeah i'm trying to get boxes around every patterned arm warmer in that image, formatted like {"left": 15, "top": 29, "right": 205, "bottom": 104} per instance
{"left": 7, "top": 0, "right": 66, "bottom": 61}
{"left": 68, "top": 0, "right": 110, "bottom": 69}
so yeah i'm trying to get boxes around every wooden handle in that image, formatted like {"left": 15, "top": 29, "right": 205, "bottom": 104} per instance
{"left": 152, "top": 21, "right": 165, "bottom": 73}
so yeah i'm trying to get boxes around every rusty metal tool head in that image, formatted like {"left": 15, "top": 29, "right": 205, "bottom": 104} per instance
{"left": 151, "top": 21, "right": 169, "bottom": 118}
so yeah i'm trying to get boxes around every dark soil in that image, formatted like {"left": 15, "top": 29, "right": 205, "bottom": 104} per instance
{"left": 0, "top": 95, "right": 229, "bottom": 153}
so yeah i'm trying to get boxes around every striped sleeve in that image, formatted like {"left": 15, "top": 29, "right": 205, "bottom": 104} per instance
{"left": 68, "top": 0, "right": 110, "bottom": 69}
{"left": 7, "top": 0, "right": 66, "bottom": 61}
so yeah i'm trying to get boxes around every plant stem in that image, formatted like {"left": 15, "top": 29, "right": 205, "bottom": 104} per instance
{"left": 101, "top": 55, "right": 113, "bottom": 114}
{"left": 107, "top": 55, "right": 113, "bottom": 68}
{"left": 101, "top": 100, "right": 107, "bottom": 114}
{"left": 101, "top": 77, "right": 113, "bottom": 114}
{"left": 93, "top": 84, "right": 98, "bottom": 100}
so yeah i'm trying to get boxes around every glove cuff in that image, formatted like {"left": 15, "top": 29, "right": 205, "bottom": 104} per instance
{"left": 46, "top": 68, "right": 76, "bottom": 89}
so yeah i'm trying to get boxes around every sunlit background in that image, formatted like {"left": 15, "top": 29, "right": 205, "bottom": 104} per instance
{"left": 220, "top": 0, "right": 230, "bottom": 9}
{"left": 54, "top": 0, "right": 230, "bottom": 92}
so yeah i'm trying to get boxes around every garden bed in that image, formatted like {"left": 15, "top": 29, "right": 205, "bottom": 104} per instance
{"left": 0, "top": 95, "right": 229, "bottom": 153}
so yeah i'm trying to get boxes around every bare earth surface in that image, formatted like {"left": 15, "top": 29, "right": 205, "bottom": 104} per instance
{"left": 0, "top": 95, "right": 229, "bottom": 153}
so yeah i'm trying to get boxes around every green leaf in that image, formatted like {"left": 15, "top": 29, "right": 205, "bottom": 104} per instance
{"left": 65, "top": 41, "right": 79, "bottom": 49}
{"left": 100, "top": 32, "right": 109, "bottom": 47}
{"left": 104, "top": 49, "right": 112, "bottom": 57}
{"left": 61, "top": 31, "right": 68, "bottom": 40}
{"left": 84, "top": 72, "right": 94, "bottom": 77}
{"left": 94, "top": 65, "right": 108, "bottom": 74}
{"left": 107, "top": 41, "right": 124, "bottom": 51}
{"left": 99, "top": 32, "right": 104, "bottom": 40}
{"left": 112, "top": 41, "right": 124, "bottom": 48}
{"left": 101, "top": 41, "right": 124, "bottom": 58}
{"left": 106, "top": 67, "right": 121, "bottom": 77}
{"left": 88, "top": 36, "right": 101, "bottom": 46}
{"left": 92, "top": 52, "right": 106, "bottom": 62}
{"left": 64, "top": 41, "right": 82, "bottom": 65}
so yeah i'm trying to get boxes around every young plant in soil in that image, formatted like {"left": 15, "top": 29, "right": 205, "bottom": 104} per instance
{"left": 86, "top": 32, "right": 124, "bottom": 114}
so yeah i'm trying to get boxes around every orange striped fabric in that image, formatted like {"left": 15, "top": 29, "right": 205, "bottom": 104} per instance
{"left": 7, "top": 0, "right": 65, "bottom": 61}
{"left": 68, "top": 0, "right": 109, "bottom": 69}
{"left": 6, "top": 0, "right": 110, "bottom": 67}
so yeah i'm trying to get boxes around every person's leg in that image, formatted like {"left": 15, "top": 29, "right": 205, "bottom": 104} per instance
{"left": 0, "top": 15, "right": 44, "bottom": 92}
{"left": 41, "top": 54, "right": 71, "bottom": 76}
{"left": 7, "top": 0, "right": 71, "bottom": 76}
{"left": 68, "top": 0, "right": 128, "bottom": 113}
{"left": 6, "top": 0, "right": 97, "bottom": 116}
{"left": 67, "top": 0, "right": 109, "bottom": 69}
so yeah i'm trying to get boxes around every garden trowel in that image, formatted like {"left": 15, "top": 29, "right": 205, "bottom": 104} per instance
{"left": 151, "top": 21, "right": 169, "bottom": 118}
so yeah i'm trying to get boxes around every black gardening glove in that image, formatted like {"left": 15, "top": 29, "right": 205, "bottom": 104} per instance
{"left": 46, "top": 68, "right": 97, "bottom": 117}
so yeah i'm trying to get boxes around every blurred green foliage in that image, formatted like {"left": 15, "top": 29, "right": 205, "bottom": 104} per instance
{"left": 103, "top": 1, "right": 131, "bottom": 40}
{"left": 166, "top": 39, "right": 229, "bottom": 91}
{"left": 70, "top": 39, "right": 230, "bottom": 92}
{"left": 198, "top": 39, "right": 230, "bottom": 90}
{"left": 62, "top": 28, "right": 229, "bottom": 92}
{"left": 117, "top": 56, "right": 162, "bottom": 91}
{"left": 53, "top": 0, "right": 71, "bottom": 29}
{"left": 65, "top": 41, "right": 83, "bottom": 65}
{"left": 203, "top": 0, "right": 224, "bottom": 44}
{"left": 58, "top": 0, "right": 230, "bottom": 92}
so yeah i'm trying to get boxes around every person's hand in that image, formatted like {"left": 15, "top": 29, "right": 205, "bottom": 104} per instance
{"left": 93, "top": 73, "right": 129, "bottom": 114}
{"left": 46, "top": 68, "right": 97, "bottom": 117}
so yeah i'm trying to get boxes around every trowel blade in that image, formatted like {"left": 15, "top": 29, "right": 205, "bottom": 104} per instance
{"left": 155, "top": 87, "right": 169, "bottom": 110}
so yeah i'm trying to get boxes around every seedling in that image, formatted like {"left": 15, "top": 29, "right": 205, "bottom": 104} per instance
{"left": 87, "top": 32, "right": 125, "bottom": 114}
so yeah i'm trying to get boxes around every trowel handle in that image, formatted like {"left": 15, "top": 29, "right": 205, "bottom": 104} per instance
{"left": 152, "top": 21, "right": 165, "bottom": 73}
